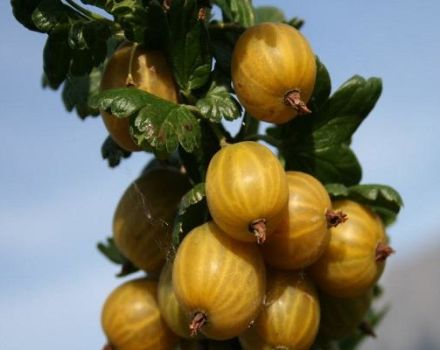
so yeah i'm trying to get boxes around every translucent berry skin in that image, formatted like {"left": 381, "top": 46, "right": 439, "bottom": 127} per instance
{"left": 309, "top": 200, "right": 388, "bottom": 298}
{"left": 248, "top": 270, "right": 320, "bottom": 350}
{"left": 158, "top": 262, "right": 194, "bottom": 339}
{"left": 172, "top": 222, "right": 266, "bottom": 340}
{"left": 232, "top": 22, "right": 316, "bottom": 124}
{"left": 113, "top": 168, "right": 190, "bottom": 273}
{"left": 205, "top": 141, "right": 288, "bottom": 243}
{"left": 101, "top": 278, "right": 178, "bottom": 350}
{"left": 262, "top": 171, "right": 331, "bottom": 270}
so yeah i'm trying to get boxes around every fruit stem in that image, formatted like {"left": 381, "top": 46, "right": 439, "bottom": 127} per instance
{"left": 190, "top": 311, "right": 207, "bottom": 336}
{"left": 208, "top": 122, "right": 229, "bottom": 148}
{"left": 126, "top": 43, "right": 139, "bottom": 87}
{"left": 325, "top": 209, "right": 348, "bottom": 228}
{"left": 249, "top": 218, "right": 267, "bottom": 244}
{"left": 375, "top": 242, "right": 395, "bottom": 261}
{"left": 358, "top": 321, "right": 377, "bottom": 338}
{"left": 102, "top": 343, "right": 114, "bottom": 350}
{"left": 283, "top": 89, "right": 312, "bottom": 115}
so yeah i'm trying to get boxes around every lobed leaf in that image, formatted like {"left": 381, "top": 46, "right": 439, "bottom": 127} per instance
{"left": 168, "top": 0, "right": 212, "bottom": 93}
{"left": 91, "top": 87, "right": 202, "bottom": 155}
{"left": 11, "top": 0, "right": 44, "bottom": 32}
{"left": 196, "top": 81, "right": 241, "bottom": 122}
{"left": 31, "top": 0, "right": 82, "bottom": 33}
{"left": 67, "top": 21, "right": 111, "bottom": 51}
{"left": 101, "top": 136, "right": 132, "bottom": 167}
{"left": 111, "top": 0, "right": 169, "bottom": 47}
{"left": 61, "top": 66, "right": 102, "bottom": 119}
{"left": 32, "top": 0, "right": 111, "bottom": 87}
{"left": 43, "top": 29, "right": 72, "bottom": 89}
{"left": 133, "top": 104, "right": 201, "bottom": 154}
{"left": 89, "top": 87, "right": 154, "bottom": 117}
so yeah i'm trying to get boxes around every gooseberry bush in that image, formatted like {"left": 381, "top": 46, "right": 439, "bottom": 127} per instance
{"left": 12, "top": 0, "right": 403, "bottom": 349}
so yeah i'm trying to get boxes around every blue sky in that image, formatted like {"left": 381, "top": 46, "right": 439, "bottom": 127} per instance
{"left": 1, "top": 0, "right": 439, "bottom": 349}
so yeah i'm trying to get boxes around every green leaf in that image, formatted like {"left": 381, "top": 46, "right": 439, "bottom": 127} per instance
{"left": 134, "top": 103, "right": 201, "bottom": 154}
{"left": 111, "top": 0, "right": 169, "bottom": 47}
{"left": 89, "top": 87, "right": 154, "bottom": 118}
{"left": 168, "top": 0, "right": 212, "bottom": 92}
{"left": 320, "top": 76, "right": 382, "bottom": 143}
{"left": 172, "top": 183, "right": 208, "bottom": 246}
{"left": 325, "top": 183, "right": 349, "bottom": 197}
{"left": 285, "top": 143, "right": 362, "bottom": 186}
{"left": 97, "top": 237, "right": 125, "bottom": 264}
{"left": 268, "top": 73, "right": 382, "bottom": 186}
{"left": 214, "top": 0, "right": 255, "bottom": 27}
{"left": 326, "top": 183, "right": 403, "bottom": 225}
{"left": 101, "top": 136, "right": 132, "bottom": 167}
{"left": 43, "top": 29, "right": 72, "bottom": 89}
{"left": 32, "top": 0, "right": 81, "bottom": 33}
{"left": 97, "top": 237, "right": 139, "bottom": 277}
{"left": 61, "top": 66, "right": 102, "bottom": 118}
{"left": 255, "top": 6, "right": 285, "bottom": 24}
{"left": 67, "top": 21, "right": 111, "bottom": 51}
{"left": 310, "top": 57, "right": 332, "bottom": 110}
{"left": 32, "top": 1, "right": 111, "bottom": 87}
{"left": 11, "top": 0, "right": 44, "bottom": 32}
{"left": 349, "top": 184, "right": 404, "bottom": 210}
{"left": 91, "top": 87, "right": 202, "bottom": 154}
{"left": 196, "top": 81, "right": 241, "bottom": 122}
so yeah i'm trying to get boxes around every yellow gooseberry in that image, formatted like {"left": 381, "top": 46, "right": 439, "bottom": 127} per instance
{"left": 205, "top": 141, "right": 288, "bottom": 243}
{"left": 232, "top": 22, "right": 316, "bottom": 123}
{"left": 113, "top": 168, "right": 190, "bottom": 274}
{"left": 101, "top": 278, "right": 178, "bottom": 350}
{"left": 158, "top": 261, "right": 195, "bottom": 339}
{"left": 262, "top": 171, "right": 346, "bottom": 270}
{"left": 309, "top": 200, "right": 394, "bottom": 297}
{"left": 248, "top": 270, "right": 320, "bottom": 350}
{"left": 172, "top": 222, "right": 266, "bottom": 340}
